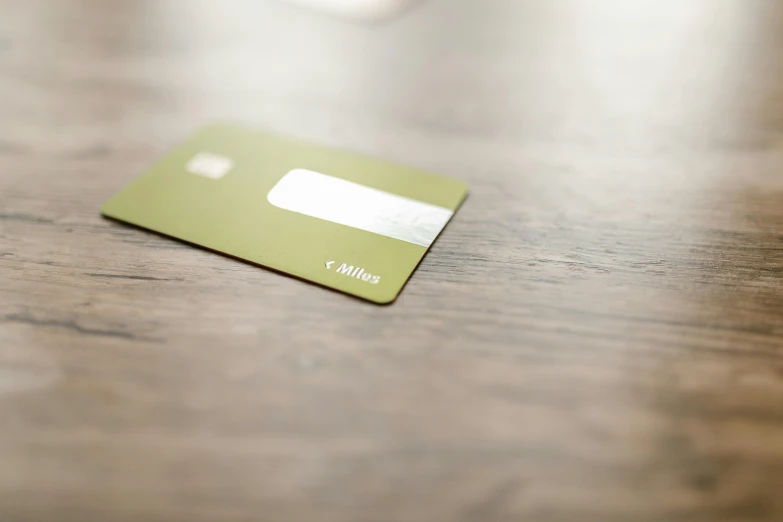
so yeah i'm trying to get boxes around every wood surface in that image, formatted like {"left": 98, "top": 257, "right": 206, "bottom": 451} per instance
{"left": 2, "top": 0, "right": 783, "bottom": 521}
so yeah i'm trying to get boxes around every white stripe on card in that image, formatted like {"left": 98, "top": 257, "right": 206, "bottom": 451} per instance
{"left": 267, "top": 169, "right": 453, "bottom": 247}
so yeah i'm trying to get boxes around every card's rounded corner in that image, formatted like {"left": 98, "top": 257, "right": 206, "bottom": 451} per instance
{"left": 368, "top": 290, "right": 401, "bottom": 306}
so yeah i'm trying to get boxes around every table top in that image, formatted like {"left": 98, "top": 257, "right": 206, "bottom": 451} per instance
{"left": 1, "top": 1, "right": 782, "bottom": 521}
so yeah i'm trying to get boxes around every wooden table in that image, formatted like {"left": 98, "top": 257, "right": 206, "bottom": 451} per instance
{"left": 2, "top": 1, "right": 783, "bottom": 520}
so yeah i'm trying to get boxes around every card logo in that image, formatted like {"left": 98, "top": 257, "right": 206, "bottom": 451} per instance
{"left": 326, "top": 260, "right": 380, "bottom": 284}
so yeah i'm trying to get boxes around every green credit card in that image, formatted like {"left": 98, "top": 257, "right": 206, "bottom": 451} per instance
{"left": 100, "top": 124, "right": 468, "bottom": 303}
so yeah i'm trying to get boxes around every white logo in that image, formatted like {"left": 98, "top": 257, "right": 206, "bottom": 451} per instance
{"left": 325, "top": 260, "right": 380, "bottom": 284}
{"left": 186, "top": 152, "right": 234, "bottom": 180}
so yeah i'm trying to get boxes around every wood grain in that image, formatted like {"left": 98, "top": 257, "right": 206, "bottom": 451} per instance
{"left": 1, "top": 0, "right": 783, "bottom": 521}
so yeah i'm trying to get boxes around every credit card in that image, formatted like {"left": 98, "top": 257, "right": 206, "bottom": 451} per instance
{"left": 100, "top": 124, "right": 467, "bottom": 303}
